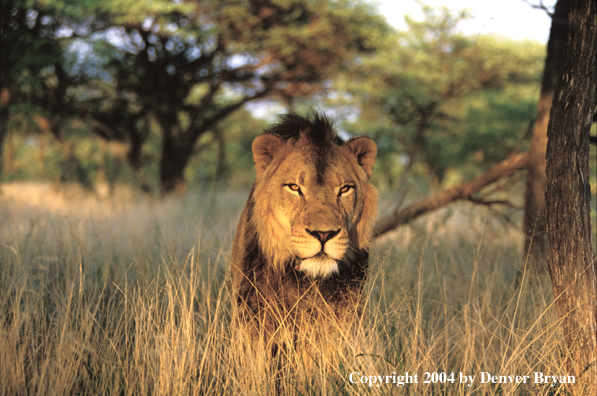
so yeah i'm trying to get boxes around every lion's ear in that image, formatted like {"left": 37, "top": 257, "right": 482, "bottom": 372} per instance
{"left": 345, "top": 136, "right": 377, "bottom": 178}
{"left": 252, "top": 134, "right": 285, "bottom": 178}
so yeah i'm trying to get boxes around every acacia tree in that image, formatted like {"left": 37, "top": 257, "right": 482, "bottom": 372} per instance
{"left": 62, "top": 0, "right": 388, "bottom": 193}
{"left": 544, "top": 0, "right": 596, "bottom": 393}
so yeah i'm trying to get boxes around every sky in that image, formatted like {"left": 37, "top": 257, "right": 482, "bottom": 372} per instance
{"left": 374, "top": 0, "right": 555, "bottom": 44}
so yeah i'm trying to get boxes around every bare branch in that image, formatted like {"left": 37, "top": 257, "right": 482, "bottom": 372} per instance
{"left": 468, "top": 197, "right": 521, "bottom": 210}
{"left": 186, "top": 87, "right": 273, "bottom": 143}
{"left": 521, "top": 0, "right": 555, "bottom": 17}
{"left": 373, "top": 151, "right": 529, "bottom": 239}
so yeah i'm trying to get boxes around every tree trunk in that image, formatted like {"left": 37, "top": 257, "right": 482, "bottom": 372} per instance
{"left": 160, "top": 134, "right": 192, "bottom": 195}
{"left": 3, "top": 129, "right": 14, "bottom": 175}
{"left": 0, "top": 87, "right": 10, "bottom": 181}
{"left": 214, "top": 129, "right": 228, "bottom": 182}
{"left": 523, "top": 0, "right": 570, "bottom": 273}
{"left": 544, "top": 0, "right": 596, "bottom": 393}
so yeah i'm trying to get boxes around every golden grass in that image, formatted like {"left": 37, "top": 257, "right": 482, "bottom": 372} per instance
{"left": 0, "top": 182, "right": 571, "bottom": 395}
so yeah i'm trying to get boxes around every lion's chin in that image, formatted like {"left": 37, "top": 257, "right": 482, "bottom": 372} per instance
{"left": 296, "top": 254, "right": 339, "bottom": 278}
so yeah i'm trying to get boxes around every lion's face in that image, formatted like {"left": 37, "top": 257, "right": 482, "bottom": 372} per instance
{"left": 251, "top": 132, "right": 377, "bottom": 278}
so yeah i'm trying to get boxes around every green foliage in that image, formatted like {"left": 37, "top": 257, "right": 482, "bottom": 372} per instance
{"left": 335, "top": 5, "right": 544, "bottom": 189}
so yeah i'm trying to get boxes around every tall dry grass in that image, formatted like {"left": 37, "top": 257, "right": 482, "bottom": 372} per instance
{"left": 0, "top": 182, "right": 570, "bottom": 395}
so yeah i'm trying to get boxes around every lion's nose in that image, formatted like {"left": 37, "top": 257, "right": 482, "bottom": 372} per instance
{"left": 306, "top": 229, "right": 340, "bottom": 244}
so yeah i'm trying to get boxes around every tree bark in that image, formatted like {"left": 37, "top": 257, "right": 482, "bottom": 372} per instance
{"left": 544, "top": 0, "right": 596, "bottom": 393}
{"left": 0, "top": 88, "right": 9, "bottom": 181}
{"left": 159, "top": 133, "right": 192, "bottom": 195}
{"left": 523, "top": 0, "right": 570, "bottom": 273}
{"left": 373, "top": 151, "right": 529, "bottom": 239}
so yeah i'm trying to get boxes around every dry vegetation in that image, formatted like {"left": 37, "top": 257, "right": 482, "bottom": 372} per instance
{"left": 0, "top": 182, "right": 571, "bottom": 395}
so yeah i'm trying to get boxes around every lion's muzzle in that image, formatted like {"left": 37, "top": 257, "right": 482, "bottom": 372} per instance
{"left": 306, "top": 228, "right": 340, "bottom": 246}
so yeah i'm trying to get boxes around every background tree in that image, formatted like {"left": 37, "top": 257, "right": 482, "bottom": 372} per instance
{"left": 0, "top": 0, "right": 64, "bottom": 177}
{"left": 60, "top": 0, "right": 388, "bottom": 193}
{"left": 544, "top": 0, "right": 596, "bottom": 393}
{"left": 0, "top": 0, "right": 114, "bottom": 186}
{"left": 523, "top": 0, "right": 570, "bottom": 274}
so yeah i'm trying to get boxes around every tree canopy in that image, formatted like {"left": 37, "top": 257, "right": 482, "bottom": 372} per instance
{"left": 2, "top": 0, "right": 569, "bottom": 203}
{"left": 2, "top": 0, "right": 390, "bottom": 192}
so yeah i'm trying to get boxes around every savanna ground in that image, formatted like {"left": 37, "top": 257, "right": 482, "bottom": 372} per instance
{"left": 0, "top": 182, "right": 572, "bottom": 395}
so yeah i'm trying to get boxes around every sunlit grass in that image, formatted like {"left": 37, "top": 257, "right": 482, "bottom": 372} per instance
{"left": 0, "top": 182, "right": 569, "bottom": 395}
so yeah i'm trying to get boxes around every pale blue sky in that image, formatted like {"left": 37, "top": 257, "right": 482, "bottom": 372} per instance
{"left": 373, "top": 0, "right": 555, "bottom": 44}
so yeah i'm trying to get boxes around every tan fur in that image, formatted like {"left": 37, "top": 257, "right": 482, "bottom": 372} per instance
{"left": 230, "top": 115, "right": 377, "bottom": 354}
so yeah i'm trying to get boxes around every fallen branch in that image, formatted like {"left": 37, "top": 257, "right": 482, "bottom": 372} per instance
{"left": 373, "top": 151, "right": 530, "bottom": 239}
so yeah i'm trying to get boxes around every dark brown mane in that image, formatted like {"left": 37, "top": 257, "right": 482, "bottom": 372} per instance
{"left": 265, "top": 113, "right": 345, "bottom": 147}
{"left": 237, "top": 228, "right": 368, "bottom": 337}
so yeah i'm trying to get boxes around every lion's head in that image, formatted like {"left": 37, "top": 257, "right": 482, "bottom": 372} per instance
{"left": 246, "top": 114, "right": 377, "bottom": 278}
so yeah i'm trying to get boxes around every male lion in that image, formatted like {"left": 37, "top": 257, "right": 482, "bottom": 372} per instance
{"left": 230, "top": 113, "right": 377, "bottom": 352}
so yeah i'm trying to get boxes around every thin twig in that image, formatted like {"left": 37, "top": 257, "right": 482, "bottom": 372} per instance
{"left": 521, "top": 0, "right": 555, "bottom": 17}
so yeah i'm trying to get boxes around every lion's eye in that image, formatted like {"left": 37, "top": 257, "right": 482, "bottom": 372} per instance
{"left": 339, "top": 185, "right": 354, "bottom": 196}
{"left": 284, "top": 183, "right": 301, "bottom": 195}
